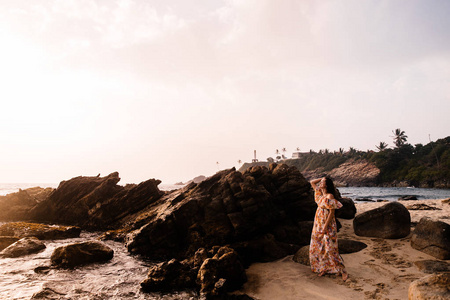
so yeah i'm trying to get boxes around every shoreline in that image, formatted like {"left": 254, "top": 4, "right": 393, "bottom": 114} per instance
{"left": 236, "top": 199, "right": 449, "bottom": 300}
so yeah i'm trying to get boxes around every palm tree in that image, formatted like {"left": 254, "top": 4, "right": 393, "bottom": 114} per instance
{"left": 275, "top": 149, "right": 280, "bottom": 155}
{"left": 296, "top": 147, "right": 300, "bottom": 151}
{"left": 237, "top": 159, "right": 242, "bottom": 165}
{"left": 376, "top": 142, "right": 388, "bottom": 152}
{"left": 392, "top": 128, "right": 408, "bottom": 148}
{"left": 282, "top": 148, "right": 287, "bottom": 157}
{"left": 339, "top": 148, "right": 344, "bottom": 155}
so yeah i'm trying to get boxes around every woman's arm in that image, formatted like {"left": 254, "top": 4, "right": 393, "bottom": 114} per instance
{"left": 310, "top": 177, "right": 323, "bottom": 190}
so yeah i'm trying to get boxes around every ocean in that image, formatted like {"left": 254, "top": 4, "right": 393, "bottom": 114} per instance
{"left": 1, "top": 183, "right": 449, "bottom": 201}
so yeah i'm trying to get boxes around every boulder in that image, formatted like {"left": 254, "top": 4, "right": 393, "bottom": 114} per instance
{"left": 29, "top": 172, "right": 164, "bottom": 230}
{"left": 0, "top": 237, "right": 46, "bottom": 258}
{"left": 0, "top": 236, "right": 19, "bottom": 251}
{"left": 353, "top": 202, "right": 411, "bottom": 239}
{"left": 0, "top": 222, "right": 81, "bottom": 240}
{"left": 411, "top": 217, "right": 450, "bottom": 260}
{"left": 197, "top": 246, "right": 247, "bottom": 298}
{"left": 292, "top": 245, "right": 310, "bottom": 266}
{"left": 338, "top": 239, "right": 367, "bottom": 254}
{"left": 51, "top": 241, "right": 114, "bottom": 268}
{"left": 140, "top": 259, "right": 196, "bottom": 292}
{"left": 126, "top": 165, "right": 316, "bottom": 263}
{"left": 414, "top": 260, "right": 450, "bottom": 274}
{"left": 406, "top": 204, "right": 441, "bottom": 210}
{"left": 408, "top": 272, "right": 450, "bottom": 300}
{"left": 336, "top": 197, "right": 357, "bottom": 219}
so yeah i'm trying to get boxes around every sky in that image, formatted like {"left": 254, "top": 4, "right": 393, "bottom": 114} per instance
{"left": 0, "top": 0, "right": 449, "bottom": 185}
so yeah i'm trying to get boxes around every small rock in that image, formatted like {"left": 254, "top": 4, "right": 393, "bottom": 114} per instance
{"left": 0, "top": 237, "right": 46, "bottom": 258}
{"left": 414, "top": 260, "right": 450, "bottom": 274}
{"left": 0, "top": 222, "right": 81, "bottom": 240}
{"left": 0, "top": 236, "right": 19, "bottom": 251}
{"left": 292, "top": 245, "right": 310, "bottom": 266}
{"left": 398, "top": 195, "right": 417, "bottom": 200}
{"left": 51, "top": 241, "right": 114, "bottom": 268}
{"left": 408, "top": 272, "right": 450, "bottom": 300}
{"left": 406, "top": 204, "right": 441, "bottom": 211}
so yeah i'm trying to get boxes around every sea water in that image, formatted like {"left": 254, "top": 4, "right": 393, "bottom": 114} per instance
{"left": 338, "top": 186, "right": 450, "bottom": 202}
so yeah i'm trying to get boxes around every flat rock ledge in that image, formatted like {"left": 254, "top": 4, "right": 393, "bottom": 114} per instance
{"left": 0, "top": 237, "right": 46, "bottom": 258}
{"left": 0, "top": 222, "right": 81, "bottom": 240}
{"left": 408, "top": 272, "right": 450, "bottom": 300}
{"left": 51, "top": 241, "right": 114, "bottom": 268}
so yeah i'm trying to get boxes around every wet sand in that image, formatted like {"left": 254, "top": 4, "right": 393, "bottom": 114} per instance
{"left": 237, "top": 199, "right": 450, "bottom": 300}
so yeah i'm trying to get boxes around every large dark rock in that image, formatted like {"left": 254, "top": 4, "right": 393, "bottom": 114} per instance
{"left": 411, "top": 217, "right": 450, "bottom": 260}
{"left": 51, "top": 241, "right": 114, "bottom": 268}
{"left": 0, "top": 187, "right": 53, "bottom": 221}
{"left": 0, "top": 237, "right": 46, "bottom": 258}
{"left": 292, "top": 245, "right": 310, "bottom": 266}
{"left": 29, "top": 172, "right": 164, "bottom": 230}
{"left": 336, "top": 197, "right": 357, "bottom": 219}
{"left": 0, "top": 222, "right": 81, "bottom": 240}
{"left": 125, "top": 164, "right": 316, "bottom": 262}
{"left": 353, "top": 202, "right": 411, "bottom": 239}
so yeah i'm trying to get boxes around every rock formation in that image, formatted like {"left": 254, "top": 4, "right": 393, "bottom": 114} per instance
{"left": 0, "top": 222, "right": 81, "bottom": 240}
{"left": 124, "top": 164, "right": 316, "bottom": 262}
{"left": 0, "top": 187, "right": 53, "bottom": 221}
{"left": 29, "top": 172, "right": 164, "bottom": 230}
{"left": 411, "top": 217, "right": 450, "bottom": 260}
{"left": 353, "top": 202, "right": 411, "bottom": 239}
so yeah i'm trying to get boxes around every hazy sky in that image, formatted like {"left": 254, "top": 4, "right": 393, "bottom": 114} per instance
{"left": 1, "top": 0, "right": 449, "bottom": 184}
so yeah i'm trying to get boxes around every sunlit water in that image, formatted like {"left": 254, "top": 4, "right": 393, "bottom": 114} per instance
{"left": 339, "top": 186, "right": 450, "bottom": 202}
{"left": 0, "top": 231, "right": 197, "bottom": 300}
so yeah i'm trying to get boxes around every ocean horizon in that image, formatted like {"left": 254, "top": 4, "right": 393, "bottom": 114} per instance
{"left": 1, "top": 183, "right": 449, "bottom": 201}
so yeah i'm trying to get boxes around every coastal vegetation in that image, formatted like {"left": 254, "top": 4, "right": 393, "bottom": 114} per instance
{"left": 240, "top": 131, "right": 450, "bottom": 188}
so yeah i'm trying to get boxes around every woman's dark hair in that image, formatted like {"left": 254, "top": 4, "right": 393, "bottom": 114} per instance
{"left": 324, "top": 176, "right": 340, "bottom": 199}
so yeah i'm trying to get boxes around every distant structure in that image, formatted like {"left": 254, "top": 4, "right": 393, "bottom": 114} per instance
{"left": 252, "top": 150, "right": 258, "bottom": 162}
{"left": 292, "top": 152, "right": 308, "bottom": 159}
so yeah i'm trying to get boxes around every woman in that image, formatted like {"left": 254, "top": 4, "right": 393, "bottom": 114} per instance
{"left": 309, "top": 177, "right": 348, "bottom": 281}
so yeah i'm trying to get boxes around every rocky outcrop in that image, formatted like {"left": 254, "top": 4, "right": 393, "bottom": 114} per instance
{"left": 0, "top": 222, "right": 81, "bottom": 240}
{"left": 0, "top": 237, "right": 46, "bottom": 258}
{"left": 29, "top": 172, "right": 164, "bottom": 230}
{"left": 125, "top": 164, "right": 316, "bottom": 263}
{"left": 408, "top": 272, "right": 450, "bottom": 300}
{"left": 353, "top": 202, "right": 411, "bottom": 239}
{"left": 292, "top": 245, "right": 310, "bottom": 266}
{"left": 0, "top": 187, "right": 54, "bottom": 221}
{"left": 141, "top": 246, "right": 247, "bottom": 299}
{"left": 51, "top": 241, "right": 114, "bottom": 268}
{"left": 411, "top": 217, "right": 450, "bottom": 260}
{"left": 328, "top": 159, "right": 380, "bottom": 187}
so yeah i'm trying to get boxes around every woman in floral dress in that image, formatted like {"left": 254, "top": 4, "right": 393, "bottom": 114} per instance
{"left": 309, "top": 177, "right": 348, "bottom": 281}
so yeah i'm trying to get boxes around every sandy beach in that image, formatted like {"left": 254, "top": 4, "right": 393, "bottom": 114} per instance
{"left": 237, "top": 199, "right": 450, "bottom": 300}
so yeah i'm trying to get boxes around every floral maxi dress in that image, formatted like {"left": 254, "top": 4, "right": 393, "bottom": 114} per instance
{"left": 309, "top": 188, "right": 345, "bottom": 275}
